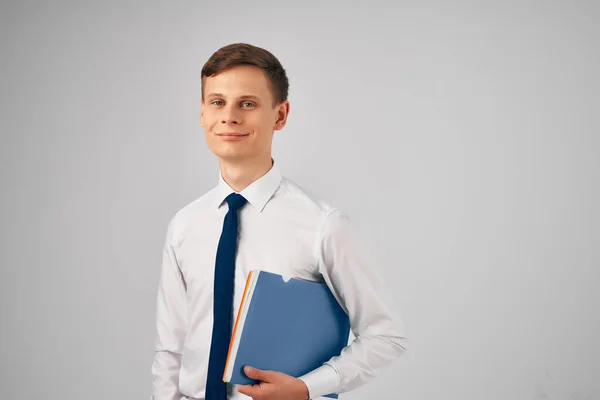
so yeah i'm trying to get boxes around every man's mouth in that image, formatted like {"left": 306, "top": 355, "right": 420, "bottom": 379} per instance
{"left": 217, "top": 132, "right": 249, "bottom": 136}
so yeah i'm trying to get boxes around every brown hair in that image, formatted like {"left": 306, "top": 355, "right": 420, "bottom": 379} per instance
{"left": 201, "top": 43, "right": 289, "bottom": 107}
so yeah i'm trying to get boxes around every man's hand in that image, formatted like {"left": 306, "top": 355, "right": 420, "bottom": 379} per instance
{"left": 236, "top": 366, "right": 310, "bottom": 400}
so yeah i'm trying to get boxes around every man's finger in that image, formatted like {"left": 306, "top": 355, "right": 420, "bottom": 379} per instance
{"left": 237, "top": 384, "right": 258, "bottom": 397}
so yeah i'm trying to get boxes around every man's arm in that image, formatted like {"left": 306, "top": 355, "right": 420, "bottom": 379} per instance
{"left": 299, "top": 209, "right": 408, "bottom": 398}
{"left": 151, "top": 217, "right": 188, "bottom": 400}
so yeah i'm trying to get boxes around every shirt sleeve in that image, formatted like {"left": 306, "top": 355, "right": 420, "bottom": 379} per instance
{"left": 151, "top": 217, "right": 189, "bottom": 400}
{"left": 302, "top": 209, "right": 408, "bottom": 398}
{"left": 298, "top": 364, "right": 341, "bottom": 399}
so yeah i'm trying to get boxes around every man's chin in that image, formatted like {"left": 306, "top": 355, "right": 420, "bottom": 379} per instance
{"left": 213, "top": 151, "right": 250, "bottom": 164}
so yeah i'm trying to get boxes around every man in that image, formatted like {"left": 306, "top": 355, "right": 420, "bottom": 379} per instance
{"left": 151, "top": 43, "right": 407, "bottom": 400}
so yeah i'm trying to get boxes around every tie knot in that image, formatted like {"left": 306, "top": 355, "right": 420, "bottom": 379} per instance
{"left": 225, "top": 193, "right": 247, "bottom": 212}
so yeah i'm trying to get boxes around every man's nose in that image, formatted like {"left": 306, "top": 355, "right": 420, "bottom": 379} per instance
{"left": 221, "top": 106, "right": 241, "bottom": 124}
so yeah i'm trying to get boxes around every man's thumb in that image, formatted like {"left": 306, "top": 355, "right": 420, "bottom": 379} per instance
{"left": 244, "top": 366, "right": 259, "bottom": 378}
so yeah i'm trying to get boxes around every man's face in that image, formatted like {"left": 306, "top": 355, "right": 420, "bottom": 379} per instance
{"left": 200, "top": 65, "right": 289, "bottom": 164}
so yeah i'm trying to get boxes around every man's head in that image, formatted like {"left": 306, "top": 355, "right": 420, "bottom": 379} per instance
{"left": 200, "top": 43, "right": 290, "bottom": 165}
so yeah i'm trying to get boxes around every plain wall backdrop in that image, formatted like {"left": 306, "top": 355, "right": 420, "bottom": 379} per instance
{"left": 1, "top": 1, "right": 598, "bottom": 399}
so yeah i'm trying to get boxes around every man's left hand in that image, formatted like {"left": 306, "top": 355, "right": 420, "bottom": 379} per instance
{"left": 236, "top": 366, "right": 310, "bottom": 400}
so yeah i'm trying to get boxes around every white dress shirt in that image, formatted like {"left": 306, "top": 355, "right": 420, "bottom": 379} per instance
{"left": 151, "top": 160, "right": 407, "bottom": 400}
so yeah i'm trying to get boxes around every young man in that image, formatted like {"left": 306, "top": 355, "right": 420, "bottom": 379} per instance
{"left": 151, "top": 43, "right": 407, "bottom": 400}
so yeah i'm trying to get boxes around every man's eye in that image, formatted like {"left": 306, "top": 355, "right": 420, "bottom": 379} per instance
{"left": 211, "top": 100, "right": 223, "bottom": 106}
{"left": 241, "top": 102, "right": 255, "bottom": 108}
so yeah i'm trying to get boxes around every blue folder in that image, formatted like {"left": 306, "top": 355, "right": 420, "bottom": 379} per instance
{"left": 224, "top": 270, "right": 351, "bottom": 399}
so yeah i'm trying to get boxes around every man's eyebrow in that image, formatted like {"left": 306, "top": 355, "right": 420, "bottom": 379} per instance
{"left": 206, "top": 93, "right": 262, "bottom": 100}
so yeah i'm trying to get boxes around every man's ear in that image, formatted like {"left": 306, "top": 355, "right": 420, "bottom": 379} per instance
{"left": 274, "top": 100, "right": 290, "bottom": 131}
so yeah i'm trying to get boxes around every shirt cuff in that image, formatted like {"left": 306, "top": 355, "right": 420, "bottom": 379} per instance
{"left": 298, "top": 364, "right": 340, "bottom": 399}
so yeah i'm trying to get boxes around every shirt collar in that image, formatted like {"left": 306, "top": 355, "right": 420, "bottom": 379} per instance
{"left": 216, "top": 158, "right": 282, "bottom": 213}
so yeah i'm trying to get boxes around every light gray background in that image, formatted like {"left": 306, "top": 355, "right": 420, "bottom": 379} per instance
{"left": 1, "top": 1, "right": 598, "bottom": 399}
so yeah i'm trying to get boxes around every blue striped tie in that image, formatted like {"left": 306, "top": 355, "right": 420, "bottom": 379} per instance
{"left": 206, "top": 193, "right": 248, "bottom": 400}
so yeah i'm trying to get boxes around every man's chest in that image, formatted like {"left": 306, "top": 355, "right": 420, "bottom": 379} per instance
{"left": 176, "top": 214, "right": 323, "bottom": 297}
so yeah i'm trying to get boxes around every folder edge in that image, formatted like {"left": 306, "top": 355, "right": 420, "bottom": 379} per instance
{"left": 223, "top": 270, "right": 255, "bottom": 381}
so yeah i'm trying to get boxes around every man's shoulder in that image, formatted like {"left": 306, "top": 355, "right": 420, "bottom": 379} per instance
{"left": 165, "top": 185, "right": 220, "bottom": 238}
{"left": 279, "top": 176, "right": 352, "bottom": 240}
{"left": 279, "top": 176, "right": 341, "bottom": 219}
{"left": 177, "top": 184, "right": 219, "bottom": 216}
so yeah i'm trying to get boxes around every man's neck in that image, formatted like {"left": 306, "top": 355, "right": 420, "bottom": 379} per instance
{"left": 218, "top": 156, "right": 274, "bottom": 192}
